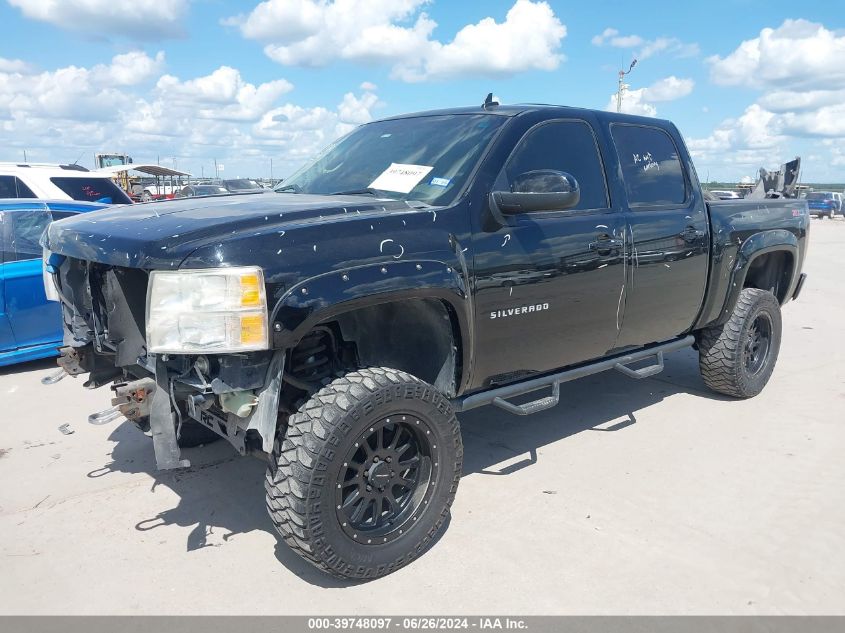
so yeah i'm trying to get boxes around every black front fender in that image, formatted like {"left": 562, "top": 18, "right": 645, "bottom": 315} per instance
{"left": 269, "top": 259, "right": 474, "bottom": 381}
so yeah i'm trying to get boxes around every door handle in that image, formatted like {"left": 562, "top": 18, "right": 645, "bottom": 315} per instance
{"left": 589, "top": 234, "right": 622, "bottom": 253}
{"left": 679, "top": 226, "right": 705, "bottom": 242}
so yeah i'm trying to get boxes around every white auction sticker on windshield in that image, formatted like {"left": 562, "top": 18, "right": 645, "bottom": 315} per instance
{"left": 369, "top": 163, "right": 433, "bottom": 194}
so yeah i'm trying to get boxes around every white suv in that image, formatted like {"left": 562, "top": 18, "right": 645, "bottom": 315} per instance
{"left": 0, "top": 163, "right": 132, "bottom": 204}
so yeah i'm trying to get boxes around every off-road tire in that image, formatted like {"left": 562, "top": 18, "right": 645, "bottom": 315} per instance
{"left": 697, "top": 288, "right": 782, "bottom": 398}
{"left": 265, "top": 367, "right": 462, "bottom": 580}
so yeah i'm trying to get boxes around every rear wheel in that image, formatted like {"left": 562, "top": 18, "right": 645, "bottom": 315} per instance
{"left": 265, "top": 367, "right": 462, "bottom": 580}
{"left": 697, "top": 288, "right": 782, "bottom": 398}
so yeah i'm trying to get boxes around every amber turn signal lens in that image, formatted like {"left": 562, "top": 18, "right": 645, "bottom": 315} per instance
{"left": 241, "top": 274, "right": 262, "bottom": 306}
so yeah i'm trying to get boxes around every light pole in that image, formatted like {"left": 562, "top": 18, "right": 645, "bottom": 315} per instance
{"left": 617, "top": 58, "right": 638, "bottom": 113}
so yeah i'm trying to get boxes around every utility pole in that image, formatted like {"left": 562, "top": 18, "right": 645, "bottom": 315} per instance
{"left": 23, "top": 149, "right": 27, "bottom": 162}
{"left": 617, "top": 58, "right": 638, "bottom": 113}
{"left": 214, "top": 158, "right": 218, "bottom": 179}
{"left": 270, "top": 158, "right": 274, "bottom": 185}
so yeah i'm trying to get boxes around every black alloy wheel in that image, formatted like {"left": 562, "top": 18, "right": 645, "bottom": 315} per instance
{"left": 743, "top": 313, "right": 773, "bottom": 376}
{"left": 336, "top": 415, "right": 436, "bottom": 545}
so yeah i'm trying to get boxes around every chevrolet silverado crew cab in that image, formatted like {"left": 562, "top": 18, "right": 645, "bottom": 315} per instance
{"left": 41, "top": 101, "right": 809, "bottom": 580}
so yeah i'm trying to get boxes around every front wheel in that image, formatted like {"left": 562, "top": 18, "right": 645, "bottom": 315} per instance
{"left": 697, "top": 288, "right": 782, "bottom": 398}
{"left": 265, "top": 367, "right": 462, "bottom": 580}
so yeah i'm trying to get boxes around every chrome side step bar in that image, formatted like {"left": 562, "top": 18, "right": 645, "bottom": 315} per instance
{"left": 453, "top": 336, "right": 694, "bottom": 415}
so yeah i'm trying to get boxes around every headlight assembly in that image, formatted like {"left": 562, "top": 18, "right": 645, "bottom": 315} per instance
{"left": 146, "top": 266, "right": 268, "bottom": 353}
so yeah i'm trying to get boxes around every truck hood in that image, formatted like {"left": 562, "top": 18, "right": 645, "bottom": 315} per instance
{"left": 44, "top": 191, "right": 416, "bottom": 268}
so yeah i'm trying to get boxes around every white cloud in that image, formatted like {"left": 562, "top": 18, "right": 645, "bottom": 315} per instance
{"left": 359, "top": 81, "right": 378, "bottom": 92}
{"left": 695, "top": 18, "right": 845, "bottom": 176}
{"left": 7, "top": 0, "right": 191, "bottom": 40}
{"left": 688, "top": 104, "right": 781, "bottom": 153}
{"left": 0, "top": 51, "right": 164, "bottom": 122}
{"left": 641, "top": 76, "right": 695, "bottom": 102}
{"left": 707, "top": 19, "right": 845, "bottom": 89}
{"left": 591, "top": 28, "right": 642, "bottom": 48}
{"left": 0, "top": 57, "right": 34, "bottom": 74}
{"left": 337, "top": 90, "right": 380, "bottom": 125}
{"left": 777, "top": 104, "right": 845, "bottom": 138}
{"left": 396, "top": 0, "right": 566, "bottom": 82}
{"left": 95, "top": 51, "right": 166, "bottom": 86}
{"left": 226, "top": 0, "right": 567, "bottom": 82}
{"left": 686, "top": 18, "right": 845, "bottom": 180}
{"left": 154, "top": 66, "right": 293, "bottom": 121}
{"left": 685, "top": 105, "right": 789, "bottom": 179}
{"left": 606, "top": 76, "right": 694, "bottom": 116}
{"left": 591, "top": 27, "right": 699, "bottom": 60}
{"left": 758, "top": 89, "right": 845, "bottom": 113}
{"left": 0, "top": 52, "right": 380, "bottom": 179}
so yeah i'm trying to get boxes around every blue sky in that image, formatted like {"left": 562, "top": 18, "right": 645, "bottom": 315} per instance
{"left": 1, "top": 0, "right": 843, "bottom": 182}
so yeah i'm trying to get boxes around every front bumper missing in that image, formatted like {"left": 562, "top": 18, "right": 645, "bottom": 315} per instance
{"left": 51, "top": 343, "right": 285, "bottom": 470}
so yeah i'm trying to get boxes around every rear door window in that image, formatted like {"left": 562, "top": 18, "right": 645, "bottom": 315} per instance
{"left": 611, "top": 125, "right": 687, "bottom": 206}
{"left": 0, "top": 176, "right": 37, "bottom": 198}
{"left": 49, "top": 177, "right": 132, "bottom": 204}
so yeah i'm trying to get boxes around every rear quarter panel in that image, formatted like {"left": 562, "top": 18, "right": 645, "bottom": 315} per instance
{"left": 694, "top": 198, "right": 809, "bottom": 329}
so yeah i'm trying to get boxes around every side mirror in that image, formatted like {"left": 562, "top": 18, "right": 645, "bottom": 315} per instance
{"left": 490, "top": 170, "right": 580, "bottom": 214}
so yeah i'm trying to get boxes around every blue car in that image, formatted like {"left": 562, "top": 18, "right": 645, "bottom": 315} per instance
{"left": 0, "top": 199, "right": 109, "bottom": 366}
{"left": 806, "top": 191, "right": 843, "bottom": 219}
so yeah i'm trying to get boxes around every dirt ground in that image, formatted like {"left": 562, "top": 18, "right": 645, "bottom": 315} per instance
{"left": 0, "top": 218, "right": 843, "bottom": 615}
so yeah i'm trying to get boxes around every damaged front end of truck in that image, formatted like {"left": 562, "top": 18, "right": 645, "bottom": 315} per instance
{"left": 44, "top": 254, "right": 289, "bottom": 470}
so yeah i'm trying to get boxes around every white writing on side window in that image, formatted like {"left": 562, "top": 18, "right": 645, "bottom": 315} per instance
{"left": 633, "top": 152, "right": 660, "bottom": 172}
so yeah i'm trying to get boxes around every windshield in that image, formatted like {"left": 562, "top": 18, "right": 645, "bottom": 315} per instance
{"left": 806, "top": 193, "right": 833, "bottom": 200}
{"left": 276, "top": 114, "right": 507, "bottom": 205}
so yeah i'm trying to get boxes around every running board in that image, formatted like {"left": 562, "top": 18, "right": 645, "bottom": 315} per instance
{"left": 614, "top": 351, "right": 664, "bottom": 379}
{"left": 454, "top": 336, "right": 694, "bottom": 415}
{"left": 493, "top": 383, "right": 560, "bottom": 416}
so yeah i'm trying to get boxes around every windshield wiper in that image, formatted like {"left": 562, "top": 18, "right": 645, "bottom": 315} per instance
{"left": 275, "top": 183, "right": 302, "bottom": 193}
{"left": 330, "top": 188, "right": 379, "bottom": 196}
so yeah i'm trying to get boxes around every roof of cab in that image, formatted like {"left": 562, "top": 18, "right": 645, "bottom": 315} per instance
{"left": 377, "top": 102, "right": 675, "bottom": 128}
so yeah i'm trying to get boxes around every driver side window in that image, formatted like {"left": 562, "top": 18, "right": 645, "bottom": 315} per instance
{"left": 2, "top": 209, "right": 52, "bottom": 262}
{"left": 505, "top": 120, "right": 609, "bottom": 211}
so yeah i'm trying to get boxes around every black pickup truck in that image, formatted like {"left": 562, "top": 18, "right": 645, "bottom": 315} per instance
{"left": 42, "top": 102, "right": 809, "bottom": 580}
